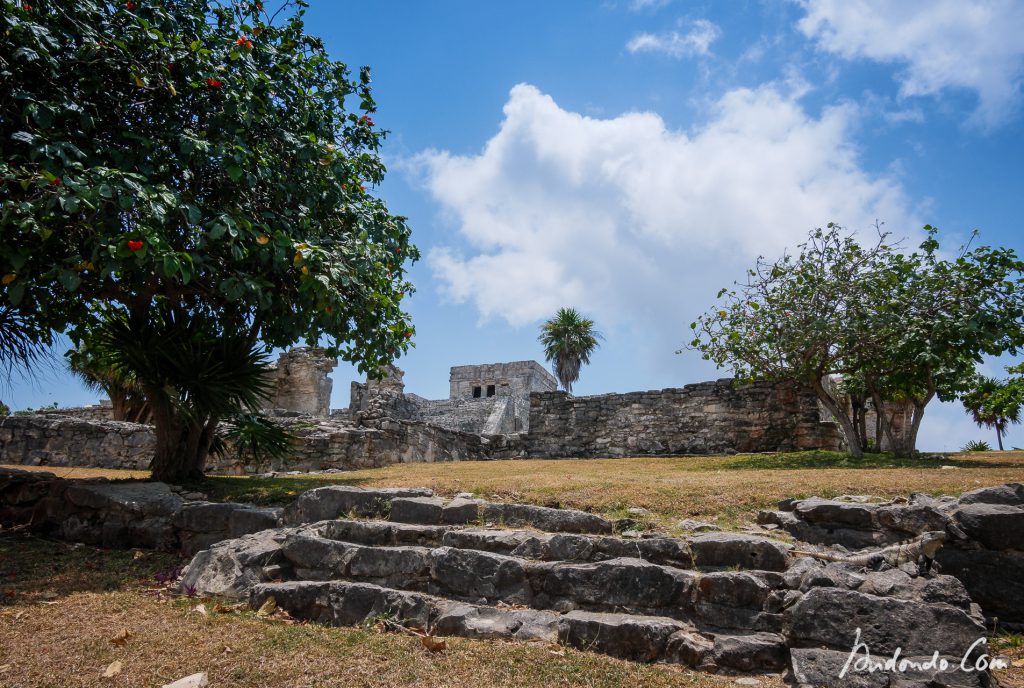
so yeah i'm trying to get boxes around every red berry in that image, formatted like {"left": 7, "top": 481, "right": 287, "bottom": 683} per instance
{"left": 49, "top": 178, "right": 62, "bottom": 186}
{"left": 404, "top": 331, "right": 412, "bottom": 338}
{"left": 127, "top": 240, "right": 144, "bottom": 252}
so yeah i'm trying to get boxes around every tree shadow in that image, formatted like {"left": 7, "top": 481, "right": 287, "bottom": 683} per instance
{"left": 0, "top": 531, "right": 182, "bottom": 606}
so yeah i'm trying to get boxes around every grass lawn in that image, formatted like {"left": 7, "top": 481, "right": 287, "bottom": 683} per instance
{"left": 7, "top": 449, "right": 1024, "bottom": 529}
{"left": 2, "top": 451, "right": 1024, "bottom": 686}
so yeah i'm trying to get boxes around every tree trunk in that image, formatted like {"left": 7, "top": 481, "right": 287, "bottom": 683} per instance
{"left": 811, "top": 376, "right": 863, "bottom": 459}
{"left": 996, "top": 426, "right": 1004, "bottom": 451}
{"left": 147, "top": 393, "right": 210, "bottom": 483}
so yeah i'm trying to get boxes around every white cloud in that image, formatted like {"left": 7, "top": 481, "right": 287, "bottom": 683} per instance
{"left": 410, "top": 83, "right": 918, "bottom": 334}
{"left": 629, "top": 0, "right": 671, "bottom": 11}
{"left": 627, "top": 19, "right": 721, "bottom": 58}
{"left": 798, "top": 0, "right": 1024, "bottom": 127}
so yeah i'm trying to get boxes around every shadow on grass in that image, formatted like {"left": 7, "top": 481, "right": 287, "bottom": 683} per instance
{"left": 0, "top": 532, "right": 182, "bottom": 606}
{"left": 192, "top": 474, "right": 366, "bottom": 506}
{"left": 715, "top": 450, "right": 1023, "bottom": 471}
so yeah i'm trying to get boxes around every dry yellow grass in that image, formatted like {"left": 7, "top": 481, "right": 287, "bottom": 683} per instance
{"left": 0, "top": 536, "right": 778, "bottom": 688}
{"left": 3, "top": 452, "right": 1024, "bottom": 686}
{"left": 7, "top": 451, "right": 1024, "bottom": 529}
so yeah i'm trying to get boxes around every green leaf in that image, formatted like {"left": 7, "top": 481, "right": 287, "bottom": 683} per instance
{"left": 226, "top": 165, "right": 243, "bottom": 182}
{"left": 58, "top": 269, "right": 81, "bottom": 292}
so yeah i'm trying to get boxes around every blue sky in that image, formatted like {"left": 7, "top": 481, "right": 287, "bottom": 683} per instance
{"left": 8, "top": 0, "right": 1024, "bottom": 451}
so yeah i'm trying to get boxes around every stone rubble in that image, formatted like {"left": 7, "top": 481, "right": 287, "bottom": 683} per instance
{"left": 1, "top": 467, "right": 1014, "bottom": 687}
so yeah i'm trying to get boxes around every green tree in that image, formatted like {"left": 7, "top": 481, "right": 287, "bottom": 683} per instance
{"left": 688, "top": 224, "right": 1024, "bottom": 458}
{"left": 67, "top": 333, "right": 151, "bottom": 424}
{"left": 1, "top": 0, "right": 416, "bottom": 480}
{"left": 962, "top": 370, "right": 1024, "bottom": 451}
{"left": 538, "top": 307, "right": 602, "bottom": 394}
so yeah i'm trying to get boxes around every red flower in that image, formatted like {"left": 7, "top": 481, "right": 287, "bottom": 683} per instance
{"left": 404, "top": 331, "right": 412, "bottom": 338}
{"left": 360, "top": 115, "right": 374, "bottom": 126}
{"left": 22, "top": 3, "right": 32, "bottom": 10}
{"left": 49, "top": 178, "right": 62, "bottom": 186}
{"left": 127, "top": 240, "right": 144, "bottom": 252}
{"left": 206, "top": 77, "right": 222, "bottom": 89}
{"left": 359, "top": 185, "right": 365, "bottom": 192}
{"left": 126, "top": 0, "right": 136, "bottom": 9}
{"left": 235, "top": 36, "right": 253, "bottom": 49}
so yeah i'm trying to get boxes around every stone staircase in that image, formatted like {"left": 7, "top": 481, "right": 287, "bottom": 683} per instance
{"left": 181, "top": 486, "right": 992, "bottom": 685}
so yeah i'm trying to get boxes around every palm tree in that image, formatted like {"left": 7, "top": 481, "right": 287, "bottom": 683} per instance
{"left": 962, "top": 376, "right": 1023, "bottom": 451}
{"left": 538, "top": 307, "right": 602, "bottom": 395}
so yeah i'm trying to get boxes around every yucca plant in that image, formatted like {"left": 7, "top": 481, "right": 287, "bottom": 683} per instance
{"left": 91, "top": 303, "right": 275, "bottom": 482}
{"left": 962, "top": 439, "right": 993, "bottom": 452}
{"left": 212, "top": 413, "right": 295, "bottom": 468}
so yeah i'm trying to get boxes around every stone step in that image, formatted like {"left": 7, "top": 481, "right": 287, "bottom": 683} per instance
{"left": 315, "top": 518, "right": 791, "bottom": 572}
{"left": 249, "top": 579, "right": 788, "bottom": 672}
{"left": 223, "top": 529, "right": 788, "bottom": 630}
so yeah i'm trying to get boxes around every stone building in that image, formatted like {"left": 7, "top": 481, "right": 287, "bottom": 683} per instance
{"left": 350, "top": 361, "right": 557, "bottom": 435}
{"left": 267, "top": 347, "right": 337, "bottom": 417}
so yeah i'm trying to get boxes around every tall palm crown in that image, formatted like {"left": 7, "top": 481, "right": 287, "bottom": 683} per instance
{"left": 963, "top": 376, "right": 1023, "bottom": 451}
{"left": 538, "top": 308, "right": 602, "bottom": 395}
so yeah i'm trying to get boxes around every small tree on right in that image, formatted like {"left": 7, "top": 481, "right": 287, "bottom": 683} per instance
{"left": 689, "top": 224, "right": 1024, "bottom": 457}
{"left": 538, "top": 307, "right": 602, "bottom": 395}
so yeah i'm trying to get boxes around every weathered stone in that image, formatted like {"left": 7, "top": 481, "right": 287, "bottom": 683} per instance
{"left": 281, "top": 485, "right": 434, "bottom": 524}
{"left": 64, "top": 481, "right": 183, "bottom": 517}
{"left": 347, "top": 545, "right": 430, "bottom": 581}
{"left": 173, "top": 502, "right": 245, "bottom": 533}
{"left": 787, "top": 588, "right": 986, "bottom": 658}
{"left": 541, "top": 557, "right": 695, "bottom": 610}
{"left": 433, "top": 602, "right": 558, "bottom": 642}
{"left": 180, "top": 529, "right": 285, "bottom": 597}
{"left": 875, "top": 503, "right": 951, "bottom": 537}
{"left": 228, "top": 506, "right": 282, "bottom": 537}
{"left": 712, "top": 632, "right": 787, "bottom": 672}
{"left": 483, "top": 502, "right": 613, "bottom": 534}
{"left": 557, "top": 611, "right": 684, "bottom": 661}
{"left": 677, "top": 519, "right": 721, "bottom": 532}
{"left": 441, "top": 496, "right": 484, "bottom": 525}
{"left": 936, "top": 546, "right": 1024, "bottom": 622}
{"left": 268, "top": 347, "right": 336, "bottom": 417}
{"left": 441, "top": 528, "right": 547, "bottom": 557}
{"left": 793, "top": 498, "right": 878, "bottom": 529}
{"left": 389, "top": 496, "right": 445, "bottom": 525}
{"left": 664, "top": 629, "right": 715, "bottom": 668}
{"left": 790, "top": 647, "right": 987, "bottom": 688}
{"left": 954, "top": 503, "right": 1024, "bottom": 550}
{"left": 428, "top": 547, "right": 532, "bottom": 604}
{"left": 281, "top": 534, "right": 354, "bottom": 573}
{"left": 690, "top": 533, "right": 791, "bottom": 571}
{"left": 161, "top": 673, "right": 209, "bottom": 688}
{"left": 957, "top": 483, "right": 1024, "bottom": 506}
{"left": 251, "top": 580, "right": 436, "bottom": 629}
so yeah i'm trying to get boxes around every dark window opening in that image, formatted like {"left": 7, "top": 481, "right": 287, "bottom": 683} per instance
{"left": 486, "top": 384, "right": 496, "bottom": 397}
{"left": 472, "top": 386, "right": 482, "bottom": 398}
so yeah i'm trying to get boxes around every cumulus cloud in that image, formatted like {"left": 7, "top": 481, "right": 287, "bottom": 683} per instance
{"left": 409, "top": 83, "right": 917, "bottom": 334}
{"left": 798, "top": 0, "right": 1024, "bottom": 127}
{"left": 627, "top": 19, "right": 721, "bottom": 58}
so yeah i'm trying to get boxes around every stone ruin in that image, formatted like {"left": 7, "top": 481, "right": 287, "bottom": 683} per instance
{"left": 267, "top": 347, "right": 336, "bottom": 417}
{"left": 0, "top": 349, "right": 846, "bottom": 473}
{"left": 2, "top": 466, "right": 1019, "bottom": 687}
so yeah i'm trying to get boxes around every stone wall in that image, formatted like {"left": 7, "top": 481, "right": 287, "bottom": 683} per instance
{"left": 0, "top": 414, "right": 154, "bottom": 470}
{"left": 0, "top": 413, "right": 526, "bottom": 476}
{"left": 268, "top": 347, "right": 336, "bottom": 417}
{"left": 527, "top": 379, "right": 841, "bottom": 458}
